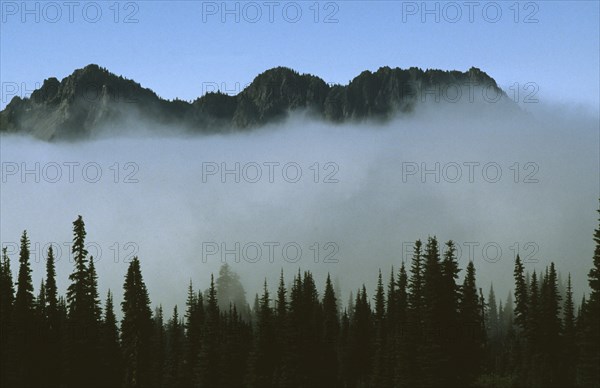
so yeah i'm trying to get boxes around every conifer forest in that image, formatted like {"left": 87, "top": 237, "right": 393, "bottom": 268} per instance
{"left": 1, "top": 212, "right": 599, "bottom": 388}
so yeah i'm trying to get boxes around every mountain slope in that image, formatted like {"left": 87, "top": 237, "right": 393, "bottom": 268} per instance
{"left": 0, "top": 64, "right": 511, "bottom": 140}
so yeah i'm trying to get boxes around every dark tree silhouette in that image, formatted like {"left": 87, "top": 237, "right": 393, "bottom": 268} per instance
{"left": 12, "top": 231, "right": 35, "bottom": 386}
{"left": 121, "top": 257, "right": 154, "bottom": 387}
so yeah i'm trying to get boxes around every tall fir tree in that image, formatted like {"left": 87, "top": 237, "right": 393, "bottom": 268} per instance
{"left": 408, "top": 240, "right": 424, "bottom": 315}
{"left": 439, "top": 240, "right": 461, "bottom": 386}
{"left": 33, "top": 279, "right": 48, "bottom": 387}
{"left": 216, "top": 263, "right": 247, "bottom": 314}
{"left": 421, "top": 236, "right": 446, "bottom": 386}
{"left": 513, "top": 255, "right": 528, "bottom": 332}
{"left": 486, "top": 283, "right": 501, "bottom": 376}
{"left": 12, "top": 231, "right": 36, "bottom": 386}
{"left": 371, "top": 269, "right": 389, "bottom": 387}
{"left": 88, "top": 258, "right": 102, "bottom": 323}
{"left": 322, "top": 273, "right": 340, "bottom": 387}
{"left": 348, "top": 286, "right": 372, "bottom": 387}
{"left": 66, "top": 216, "right": 101, "bottom": 387}
{"left": 394, "top": 262, "right": 411, "bottom": 387}
{"left": 42, "top": 245, "right": 62, "bottom": 386}
{"left": 385, "top": 266, "right": 398, "bottom": 385}
{"left": 183, "top": 280, "right": 202, "bottom": 387}
{"left": 273, "top": 269, "right": 290, "bottom": 386}
{"left": 247, "top": 280, "right": 276, "bottom": 388}
{"left": 165, "top": 305, "right": 184, "bottom": 387}
{"left": 154, "top": 305, "right": 167, "bottom": 388}
{"left": 121, "top": 257, "right": 154, "bottom": 387}
{"left": 67, "top": 216, "right": 90, "bottom": 317}
{"left": 99, "top": 290, "right": 122, "bottom": 388}
{"left": 406, "top": 240, "right": 424, "bottom": 386}
{"left": 45, "top": 246, "right": 59, "bottom": 330}
{"left": 561, "top": 274, "right": 577, "bottom": 387}
{"left": 487, "top": 284, "right": 499, "bottom": 341}
{"left": 197, "top": 274, "right": 220, "bottom": 387}
{"left": 0, "top": 247, "right": 15, "bottom": 387}
{"left": 458, "top": 261, "right": 485, "bottom": 385}
{"left": 539, "top": 263, "right": 562, "bottom": 386}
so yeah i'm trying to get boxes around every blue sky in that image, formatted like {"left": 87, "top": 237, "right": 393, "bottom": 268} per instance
{"left": 1, "top": 0, "right": 599, "bottom": 110}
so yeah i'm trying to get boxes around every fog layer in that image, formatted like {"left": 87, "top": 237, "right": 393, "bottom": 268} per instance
{"left": 1, "top": 102, "right": 598, "bottom": 313}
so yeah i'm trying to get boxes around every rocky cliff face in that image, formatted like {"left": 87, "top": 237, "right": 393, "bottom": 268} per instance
{"left": 0, "top": 64, "right": 512, "bottom": 140}
{"left": 0, "top": 64, "right": 188, "bottom": 140}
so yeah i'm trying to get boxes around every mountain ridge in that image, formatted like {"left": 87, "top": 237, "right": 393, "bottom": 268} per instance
{"left": 0, "top": 64, "right": 512, "bottom": 140}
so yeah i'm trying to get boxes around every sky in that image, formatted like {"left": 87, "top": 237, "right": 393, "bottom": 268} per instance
{"left": 1, "top": 0, "right": 599, "bottom": 111}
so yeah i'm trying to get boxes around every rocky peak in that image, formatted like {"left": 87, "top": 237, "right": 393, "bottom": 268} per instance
{"left": 0, "top": 64, "right": 515, "bottom": 140}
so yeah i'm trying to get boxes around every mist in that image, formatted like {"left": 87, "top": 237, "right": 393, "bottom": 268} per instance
{"left": 1, "top": 100, "right": 598, "bottom": 315}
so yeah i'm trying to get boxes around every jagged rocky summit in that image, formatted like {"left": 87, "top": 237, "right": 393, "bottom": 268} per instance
{"left": 0, "top": 64, "right": 512, "bottom": 140}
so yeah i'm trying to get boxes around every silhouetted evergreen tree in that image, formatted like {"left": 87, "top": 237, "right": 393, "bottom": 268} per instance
{"left": 164, "top": 305, "right": 184, "bottom": 387}
{"left": 487, "top": 284, "right": 499, "bottom": 341}
{"left": 292, "top": 271, "right": 323, "bottom": 386}
{"left": 439, "top": 240, "right": 461, "bottom": 386}
{"left": 458, "top": 261, "right": 485, "bottom": 385}
{"left": 183, "top": 280, "right": 202, "bottom": 387}
{"left": 121, "top": 257, "right": 154, "bottom": 387}
{"left": 247, "top": 280, "right": 276, "bottom": 387}
{"left": 66, "top": 216, "right": 100, "bottom": 387}
{"left": 39, "top": 245, "right": 62, "bottom": 387}
{"left": 348, "top": 285, "right": 373, "bottom": 386}
{"left": 216, "top": 263, "right": 247, "bottom": 315}
{"left": 394, "top": 262, "right": 410, "bottom": 387}
{"left": 526, "top": 270, "right": 541, "bottom": 385}
{"left": 33, "top": 279, "right": 48, "bottom": 387}
{"left": 88, "top": 258, "right": 102, "bottom": 323}
{"left": 562, "top": 274, "right": 577, "bottom": 387}
{"left": 99, "top": 290, "right": 122, "bottom": 388}
{"left": 406, "top": 240, "right": 424, "bottom": 387}
{"left": 538, "top": 263, "right": 562, "bottom": 387}
{"left": 12, "top": 231, "right": 36, "bottom": 386}
{"left": 339, "top": 308, "right": 351, "bottom": 387}
{"left": 421, "top": 236, "right": 445, "bottom": 386}
{"left": 512, "top": 254, "right": 529, "bottom": 385}
{"left": 0, "top": 247, "right": 15, "bottom": 387}
{"left": 385, "top": 265, "right": 399, "bottom": 385}
{"left": 371, "top": 270, "right": 389, "bottom": 387}
{"left": 486, "top": 283, "right": 501, "bottom": 375}
{"left": 322, "top": 273, "right": 340, "bottom": 387}
{"left": 197, "top": 274, "right": 220, "bottom": 387}
{"left": 151, "top": 305, "right": 166, "bottom": 388}
{"left": 514, "top": 255, "right": 528, "bottom": 332}
{"left": 45, "top": 246, "right": 58, "bottom": 324}
{"left": 272, "top": 269, "right": 291, "bottom": 385}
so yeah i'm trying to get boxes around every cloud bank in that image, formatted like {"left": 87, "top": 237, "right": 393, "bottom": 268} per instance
{"left": 1, "top": 101, "right": 597, "bottom": 314}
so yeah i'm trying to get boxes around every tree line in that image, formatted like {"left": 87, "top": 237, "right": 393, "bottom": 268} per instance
{"left": 0, "top": 214, "right": 599, "bottom": 387}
